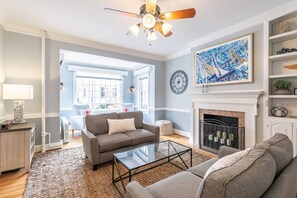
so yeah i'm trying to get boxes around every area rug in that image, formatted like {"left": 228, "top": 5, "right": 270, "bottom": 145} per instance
{"left": 24, "top": 146, "right": 211, "bottom": 198}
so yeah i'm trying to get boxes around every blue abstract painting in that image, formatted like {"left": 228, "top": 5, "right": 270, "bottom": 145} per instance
{"left": 194, "top": 34, "right": 253, "bottom": 86}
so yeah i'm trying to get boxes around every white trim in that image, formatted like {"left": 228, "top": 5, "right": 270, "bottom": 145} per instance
{"left": 191, "top": 90, "right": 264, "bottom": 149}
{"left": 3, "top": 113, "right": 60, "bottom": 120}
{"left": 164, "top": 48, "right": 191, "bottom": 61}
{"left": 155, "top": 107, "right": 191, "bottom": 113}
{"left": 173, "top": 128, "right": 190, "bottom": 138}
{"left": 4, "top": 23, "right": 42, "bottom": 38}
{"left": 34, "top": 141, "right": 63, "bottom": 153}
{"left": 68, "top": 65, "right": 128, "bottom": 76}
{"left": 190, "top": 90, "right": 264, "bottom": 96}
{"left": 46, "top": 113, "right": 60, "bottom": 118}
{"left": 133, "top": 67, "right": 151, "bottom": 76}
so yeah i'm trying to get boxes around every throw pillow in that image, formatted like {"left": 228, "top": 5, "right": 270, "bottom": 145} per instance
{"left": 204, "top": 148, "right": 251, "bottom": 178}
{"left": 107, "top": 118, "right": 136, "bottom": 134}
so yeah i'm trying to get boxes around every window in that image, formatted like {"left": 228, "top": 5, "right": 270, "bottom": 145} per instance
{"left": 76, "top": 77, "right": 122, "bottom": 109}
{"left": 139, "top": 77, "right": 149, "bottom": 110}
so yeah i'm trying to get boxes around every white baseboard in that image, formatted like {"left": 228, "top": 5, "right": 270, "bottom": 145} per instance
{"left": 34, "top": 141, "right": 63, "bottom": 153}
{"left": 173, "top": 128, "right": 190, "bottom": 138}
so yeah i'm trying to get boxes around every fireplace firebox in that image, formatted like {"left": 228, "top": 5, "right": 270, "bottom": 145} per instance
{"left": 199, "top": 110, "right": 245, "bottom": 154}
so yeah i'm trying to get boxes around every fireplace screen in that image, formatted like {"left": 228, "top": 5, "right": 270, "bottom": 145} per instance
{"left": 199, "top": 118, "right": 245, "bottom": 154}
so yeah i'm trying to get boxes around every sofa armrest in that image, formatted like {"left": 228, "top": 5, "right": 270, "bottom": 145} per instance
{"left": 125, "top": 181, "right": 154, "bottom": 198}
{"left": 81, "top": 129, "right": 100, "bottom": 165}
{"left": 143, "top": 123, "right": 160, "bottom": 142}
{"left": 218, "top": 146, "right": 240, "bottom": 158}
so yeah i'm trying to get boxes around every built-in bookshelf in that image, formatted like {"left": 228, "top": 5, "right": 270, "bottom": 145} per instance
{"left": 264, "top": 10, "right": 297, "bottom": 155}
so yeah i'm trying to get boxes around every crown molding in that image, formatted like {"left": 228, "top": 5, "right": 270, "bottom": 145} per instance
{"left": 46, "top": 31, "right": 166, "bottom": 62}
{"left": 4, "top": 23, "right": 42, "bottom": 38}
{"left": 164, "top": 48, "right": 191, "bottom": 61}
{"left": 2, "top": 23, "right": 166, "bottom": 62}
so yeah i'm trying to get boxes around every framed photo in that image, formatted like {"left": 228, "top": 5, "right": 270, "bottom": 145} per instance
{"left": 194, "top": 34, "right": 253, "bottom": 87}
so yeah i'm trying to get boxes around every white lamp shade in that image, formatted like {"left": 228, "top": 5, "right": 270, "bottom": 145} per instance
{"left": 162, "top": 22, "right": 172, "bottom": 35}
{"left": 129, "top": 24, "right": 140, "bottom": 37}
{"left": 142, "top": 14, "right": 156, "bottom": 29}
{"left": 3, "top": 84, "right": 33, "bottom": 100}
{"left": 147, "top": 31, "right": 158, "bottom": 41}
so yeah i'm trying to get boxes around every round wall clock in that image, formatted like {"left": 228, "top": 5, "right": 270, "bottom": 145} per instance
{"left": 170, "top": 70, "right": 188, "bottom": 94}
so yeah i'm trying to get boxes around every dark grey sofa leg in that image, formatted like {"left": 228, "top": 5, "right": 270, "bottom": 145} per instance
{"left": 93, "top": 165, "right": 98, "bottom": 171}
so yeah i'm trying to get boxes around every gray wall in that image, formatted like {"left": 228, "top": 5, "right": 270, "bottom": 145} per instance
{"left": 2, "top": 30, "right": 165, "bottom": 145}
{"left": 163, "top": 24, "right": 264, "bottom": 142}
{"left": 1, "top": 23, "right": 265, "bottom": 144}
{"left": 0, "top": 24, "right": 5, "bottom": 118}
{"left": 4, "top": 32, "right": 42, "bottom": 115}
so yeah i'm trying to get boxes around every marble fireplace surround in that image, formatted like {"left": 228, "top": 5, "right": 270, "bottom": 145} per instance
{"left": 190, "top": 90, "right": 263, "bottom": 149}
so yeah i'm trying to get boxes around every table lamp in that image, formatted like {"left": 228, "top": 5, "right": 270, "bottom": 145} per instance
{"left": 3, "top": 84, "right": 33, "bottom": 124}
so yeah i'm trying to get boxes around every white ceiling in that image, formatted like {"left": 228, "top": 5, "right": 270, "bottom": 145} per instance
{"left": 0, "top": 0, "right": 294, "bottom": 58}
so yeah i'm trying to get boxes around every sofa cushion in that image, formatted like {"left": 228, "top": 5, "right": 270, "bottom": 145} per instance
{"left": 204, "top": 148, "right": 251, "bottom": 178}
{"left": 107, "top": 118, "right": 136, "bottom": 134}
{"left": 124, "top": 129, "right": 155, "bottom": 145}
{"left": 197, "top": 148, "right": 276, "bottom": 198}
{"left": 255, "top": 133, "right": 293, "bottom": 176}
{"left": 118, "top": 111, "right": 143, "bottom": 129}
{"left": 97, "top": 133, "right": 131, "bottom": 152}
{"left": 146, "top": 171, "right": 203, "bottom": 198}
{"left": 86, "top": 113, "right": 118, "bottom": 136}
{"left": 187, "top": 158, "right": 219, "bottom": 178}
{"left": 262, "top": 156, "right": 297, "bottom": 198}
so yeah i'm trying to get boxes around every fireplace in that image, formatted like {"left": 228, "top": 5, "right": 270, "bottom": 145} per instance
{"left": 190, "top": 91, "right": 263, "bottom": 151}
{"left": 199, "top": 109, "right": 245, "bottom": 154}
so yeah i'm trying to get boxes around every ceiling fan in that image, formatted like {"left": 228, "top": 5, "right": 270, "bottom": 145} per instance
{"left": 104, "top": 0, "right": 196, "bottom": 41}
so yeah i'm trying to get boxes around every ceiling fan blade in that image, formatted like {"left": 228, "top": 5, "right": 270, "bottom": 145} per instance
{"left": 104, "top": 8, "right": 141, "bottom": 18}
{"left": 159, "top": 8, "right": 196, "bottom": 20}
{"left": 155, "top": 22, "right": 172, "bottom": 37}
{"left": 146, "top": 0, "right": 157, "bottom": 15}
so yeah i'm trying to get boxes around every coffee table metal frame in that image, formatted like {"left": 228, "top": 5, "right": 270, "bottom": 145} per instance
{"left": 112, "top": 140, "right": 192, "bottom": 197}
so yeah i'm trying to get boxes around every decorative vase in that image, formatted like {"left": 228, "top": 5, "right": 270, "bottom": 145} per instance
{"left": 275, "top": 89, "right": 291, "bottom": 95}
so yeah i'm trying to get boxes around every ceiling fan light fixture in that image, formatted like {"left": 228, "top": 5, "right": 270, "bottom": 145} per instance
{"left": 142, "top": 14, "right": 156, "bottom": 29}
{"left": 129, "top": 24, "right": 140, "bottom": 37}
{"left": 147, "top": 30, "right": 158, "bottom": 41}
{"left": 161, "top": 22, "right": 172, "bottom": 35}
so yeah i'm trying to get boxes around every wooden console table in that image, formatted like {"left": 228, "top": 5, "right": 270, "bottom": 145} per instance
{"left": 0, "top": 121, "right": 35, "bottom": 176}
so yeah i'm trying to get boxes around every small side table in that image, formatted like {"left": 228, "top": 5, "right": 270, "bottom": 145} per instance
{"left": 0, "top": 121, "right": 35, "bottom": 176}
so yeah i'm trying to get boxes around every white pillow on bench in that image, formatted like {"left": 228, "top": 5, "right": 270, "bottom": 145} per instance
{"left": 107, "top": 118, "right": 136, "bottom": 134}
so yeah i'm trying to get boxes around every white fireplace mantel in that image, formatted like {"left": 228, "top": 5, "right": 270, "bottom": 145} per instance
{"left": 190, "top": 90, "right": 264, "bottom": 150}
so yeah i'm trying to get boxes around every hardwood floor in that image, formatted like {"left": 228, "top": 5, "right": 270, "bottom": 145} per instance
{"left": 0, "top": 132, "right": 215, "bottom": 198}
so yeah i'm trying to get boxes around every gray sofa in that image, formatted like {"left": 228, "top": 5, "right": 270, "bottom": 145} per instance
{"left": 81, "top": 111, "right": 160, "bottom": 170}
{"left": 125, "top": 133, "right": 297, "bottom": 198}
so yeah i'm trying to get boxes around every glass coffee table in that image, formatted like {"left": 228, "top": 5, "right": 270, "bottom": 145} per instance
{"left": 112, "top": 140, "right": 192, "bottom": 197}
